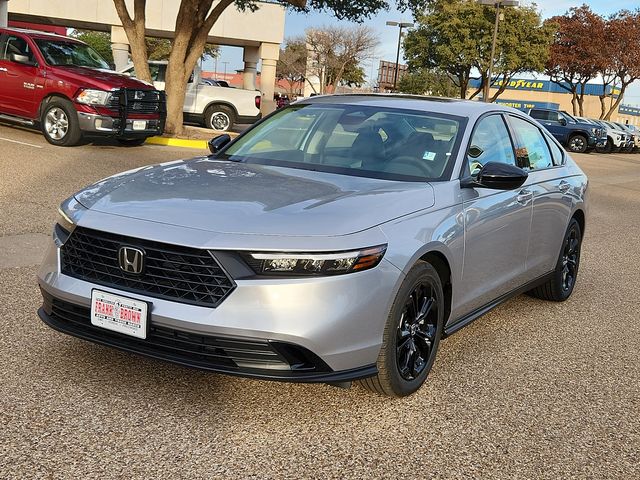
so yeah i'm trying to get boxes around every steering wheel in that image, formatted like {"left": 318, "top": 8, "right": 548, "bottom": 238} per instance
{"left": 385, "top": 155, "right": 438, "bottom": 177}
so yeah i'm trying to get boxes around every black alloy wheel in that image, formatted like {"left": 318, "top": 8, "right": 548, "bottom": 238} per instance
{"left": 561, "top": 224, "right": 580, "bottom": 293}
{"left": 528, "top": 218, "right": 582, "bottom": 302}
{"left": 358, "top": 261, "right": 444, "bottom": 397}
{"left": 396, "top": 282, "right": 438, "bottom": 381}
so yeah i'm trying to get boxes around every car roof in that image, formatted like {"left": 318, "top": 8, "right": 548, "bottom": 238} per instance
{"left": 0, "top": 27, "right": 75, "bottom": 42}
{"left": 297, "top": 94, "right": 519, "bottom": 118}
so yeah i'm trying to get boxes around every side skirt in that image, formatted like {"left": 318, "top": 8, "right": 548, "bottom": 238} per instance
{"left": 443, "top": 272, "right": 555, "bottom": 338}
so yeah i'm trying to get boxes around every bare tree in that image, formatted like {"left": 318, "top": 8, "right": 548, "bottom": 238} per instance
{"left": 306, "top": 26, "right": 378, "bottom": 94}
{"left": 277, "top": 38, "right": 308, "bottom": 96}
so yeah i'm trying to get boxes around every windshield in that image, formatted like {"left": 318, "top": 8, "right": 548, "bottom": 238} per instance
{"left": 35, "top": 39, "right": 109, "bottom": 69}
{"left": 220, "top": 104, "right": 464, "bottom": 181}
{"left": 562, "top": 111, "right": 578, "bottom": 123}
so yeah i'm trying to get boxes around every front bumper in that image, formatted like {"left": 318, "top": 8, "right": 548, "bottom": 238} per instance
{"left": 76, "top": 112, "right": 162, "bottom": 137}
{"left": 37, "top": 233, "right": 402, "bottom": 382}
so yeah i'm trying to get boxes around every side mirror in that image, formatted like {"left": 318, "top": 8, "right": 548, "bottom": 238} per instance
{"left": 461, "top": 162, "right": 528, "bottom": 190}
{"left": 10, "top": 53, "right": 35, "bottom": 66}
{"left": 559, "top": 117, "right": 567, "bottom": 126}
{"left": 208, "top": 134, "right": 231, "bottom": 154}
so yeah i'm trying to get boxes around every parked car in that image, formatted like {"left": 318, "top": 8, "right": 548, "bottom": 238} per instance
{"left": 612, "top": 121, "right": 638, "bottom": 153}
{"left": 38, "top": 96, "right": 588, "bottom": 397}
{"left": 0, "top": 27, "right": 165, "bottom": 146}
{"left": 527, "top": 108, "right": 605, "bottom": 153}
{"left": 120, "top": 61, "right": 260, "bottom": 132}
{"left": 592, "top": 119, "right": 628, "bottom": 154}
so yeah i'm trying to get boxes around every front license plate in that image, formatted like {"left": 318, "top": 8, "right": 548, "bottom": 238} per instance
{"left": 91, "top": 290, "right": 148, "bottom": 339}
{"left": 132, "top": 120, "right": 147, "bottom": 131}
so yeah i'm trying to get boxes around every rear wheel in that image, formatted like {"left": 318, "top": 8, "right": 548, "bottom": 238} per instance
{"left": 41, "top": 98, "right": 82, "bottom": 146}
{"left": 204, "top": 105, "right": 235, "bottom": 132}
{"left": 528, "top": 218, "right": 582, "bottom": 302}
{"left": 358, "top": 261, "right": 444, "bottom": 397}
{"left": 567, "top": 134, "right": 588, "bottom": 153}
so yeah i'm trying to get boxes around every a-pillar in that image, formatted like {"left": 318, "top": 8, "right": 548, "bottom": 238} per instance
{"left": 259, "top": 42, "right": 280, "bottom": 116}
{"left": 110, "top": 26, "right": 130, "bottom": 71}
{"left": 0, "top": 0, "right": 9, "bottom": 28}
{"left": 243, "top": 46, "right": 259, "bottom": 91}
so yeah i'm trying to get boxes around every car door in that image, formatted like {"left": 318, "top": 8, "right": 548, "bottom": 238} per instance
{"left": 507, "top": 115, "right": 573, "bottom": 280}
{"left": 536, "top": 110, "right": 567, "bottom": 144}
{"left": 456, "top": 114, "right": 532, "bottom": 316}
{"left": 0, "top": 33, "right": 39, "bottom": 118}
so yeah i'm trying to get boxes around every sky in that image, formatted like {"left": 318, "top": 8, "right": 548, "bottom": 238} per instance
{"left": 207, "top": 1, "right": 640, "bottom": 106}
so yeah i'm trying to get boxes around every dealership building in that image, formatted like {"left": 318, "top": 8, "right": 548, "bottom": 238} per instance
{"left": 470, "top": 78, "right": 640, "bottom": 126}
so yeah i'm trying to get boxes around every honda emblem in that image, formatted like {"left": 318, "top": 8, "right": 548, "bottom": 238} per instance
{"left": 118, "top": 246, "right": 144, "bottom": 274}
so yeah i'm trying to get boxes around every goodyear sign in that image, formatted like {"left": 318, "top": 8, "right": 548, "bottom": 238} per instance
{"left": 495, "top": 79, "right": 545, "bottom": 90}
{"left": 469, "top": 78, "right": 621, "bottom": 97}
{"left": 619, "top": 105, "right": 640, "bottom": 117}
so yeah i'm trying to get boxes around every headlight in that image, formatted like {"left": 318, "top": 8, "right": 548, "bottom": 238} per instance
{"left": 244, "top": 245, "right": 387, "bottom": 276}
{"left": 56, "top": 206, "right": 76, "bottom": 233}
{"left": 590, "top": 128, "right": 599, "bottom": 135}
{"left": 76, "top": 89, "right": 110, "bottom": 106}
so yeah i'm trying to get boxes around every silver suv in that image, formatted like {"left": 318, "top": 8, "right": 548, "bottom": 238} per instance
{"left": 38, "top": 96, "right": 588, "bottom": 397}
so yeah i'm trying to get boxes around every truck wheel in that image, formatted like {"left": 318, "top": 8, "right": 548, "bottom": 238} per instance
{"left": 204, "top": 105, "right": 235, "bottom": 132}
{"left": 41, "top": 98, "right": 82, "bottom": 147}
{"left": 117, "top": 138, "right": 147, "bottom": 147}
{"left": 567, "top": 134, "right": 588, "bottom": 153}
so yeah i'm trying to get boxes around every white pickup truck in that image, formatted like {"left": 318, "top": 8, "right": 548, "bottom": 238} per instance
{"left": 120, "top": 61, "right": 261, "bottom": 131}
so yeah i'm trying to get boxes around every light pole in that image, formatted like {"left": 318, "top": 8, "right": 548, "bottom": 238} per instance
{"left": 479, "top": 0, "right": 519, "bottom": 102}
{"left": 386, "top": 21, "right": 413, "bottom": 92}
{"left": 222, "top": 61, "right": 229, "bottom": 80}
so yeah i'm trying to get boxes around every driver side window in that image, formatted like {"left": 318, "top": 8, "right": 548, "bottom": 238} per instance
{"left": 467, "top": 115, "right": 515, "bottom": 176}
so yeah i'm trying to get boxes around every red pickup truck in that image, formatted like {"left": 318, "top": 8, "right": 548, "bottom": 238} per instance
{"left": 0, "top": 28, "right": 165, "bottom": 146}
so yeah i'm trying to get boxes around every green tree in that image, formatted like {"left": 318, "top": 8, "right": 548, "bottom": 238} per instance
{"left": 404, "top": 0, "right": 553, "bottom": 101}
{"left": 397, "top": 69, "right": 457, "bottom": 96}
{"left": 112, "top": 0, "right": 429, "bottom": 134}
{"left": 70, "top": 31, "right": 114, "bottom": 64}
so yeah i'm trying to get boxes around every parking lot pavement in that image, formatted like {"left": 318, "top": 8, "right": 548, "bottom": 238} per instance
{"left": 1, "top": 122, "right": 639, "bottom": 478}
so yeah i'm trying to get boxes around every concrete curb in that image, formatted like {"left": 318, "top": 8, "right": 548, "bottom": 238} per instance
{"left": 145, "top": 136, "right": 209, "bottom": 150}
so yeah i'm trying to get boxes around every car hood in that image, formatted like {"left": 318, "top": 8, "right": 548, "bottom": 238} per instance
{"left": 75, "top": 158, "right": 435, "bottom": 237}
{"left": 49, "top": 66, "right": 155, "bottom": 90}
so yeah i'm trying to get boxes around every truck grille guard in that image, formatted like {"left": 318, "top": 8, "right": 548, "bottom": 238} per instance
{"left": 111, "top": 88, "right": 166, "bottom": 135}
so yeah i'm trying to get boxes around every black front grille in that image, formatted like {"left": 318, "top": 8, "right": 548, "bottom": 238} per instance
{"left": 107, "top": 89, "right": 164, "bottom": 115}
{"left": 61, "top": 227, "right": 235, "bottom": 307}
{"left": 40, "top": 292, "right": 332, "bottom": 375}
{"left": 44, "top": 295, "right": 292, "bottom": 371}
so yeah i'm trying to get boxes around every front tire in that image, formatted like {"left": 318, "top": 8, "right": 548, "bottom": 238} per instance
{"left": 567, "top": 134, "right": 588, "bottom": 153}
{"left": 528, "top": 218, "right": 582, "bottom": 302}
{"left": 204, "top": 105, "right": 235, "bottom": 132}
{"left": 41, "top": 98, "right": 82, "bottom": 146}
{"left": 358, "top": 261, "right": 444, "bottom": 397}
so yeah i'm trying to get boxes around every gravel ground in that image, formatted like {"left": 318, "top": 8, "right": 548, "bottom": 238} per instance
{"left": 1, "top": 124, "right": 639, "bottom": 479}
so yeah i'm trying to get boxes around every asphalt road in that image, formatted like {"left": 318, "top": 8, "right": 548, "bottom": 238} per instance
{"left": 1, "top": 123, "right": 639, "bottom": 479}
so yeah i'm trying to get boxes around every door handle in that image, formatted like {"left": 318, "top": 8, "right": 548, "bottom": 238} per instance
{"left": 559, "top": 181, "right": 571, "bottom": 193}
{"left": 0, "top": 67, "right": 7, "bottom": 72}
{"left": 517, "top": 189, "right": 533, "bottom": 204}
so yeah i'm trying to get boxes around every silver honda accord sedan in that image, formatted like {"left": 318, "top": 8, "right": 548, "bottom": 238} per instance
{"left": 38, "top": 95, "right": 588, "bottom": 397}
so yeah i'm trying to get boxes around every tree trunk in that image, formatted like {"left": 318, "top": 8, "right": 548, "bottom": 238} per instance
{"left": 112, "top": 0, "right": 152, "bottom": 83}
{"left": 598, "top": 95, "right": 607, "bottom": 119}
{"left": 163, "top": 0, "right": 234, "bottom": 135}
{"left": 571, "top": 91, "right": 579, "bottom": 116}
{"left": 604, "top": 83, "right": 628, "bottom": 120}
{"left": 488, "top": 73, "right": 511, "bottom": 103}
{"left": 458, "top": 76, "right": 468, "bottom": 99}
